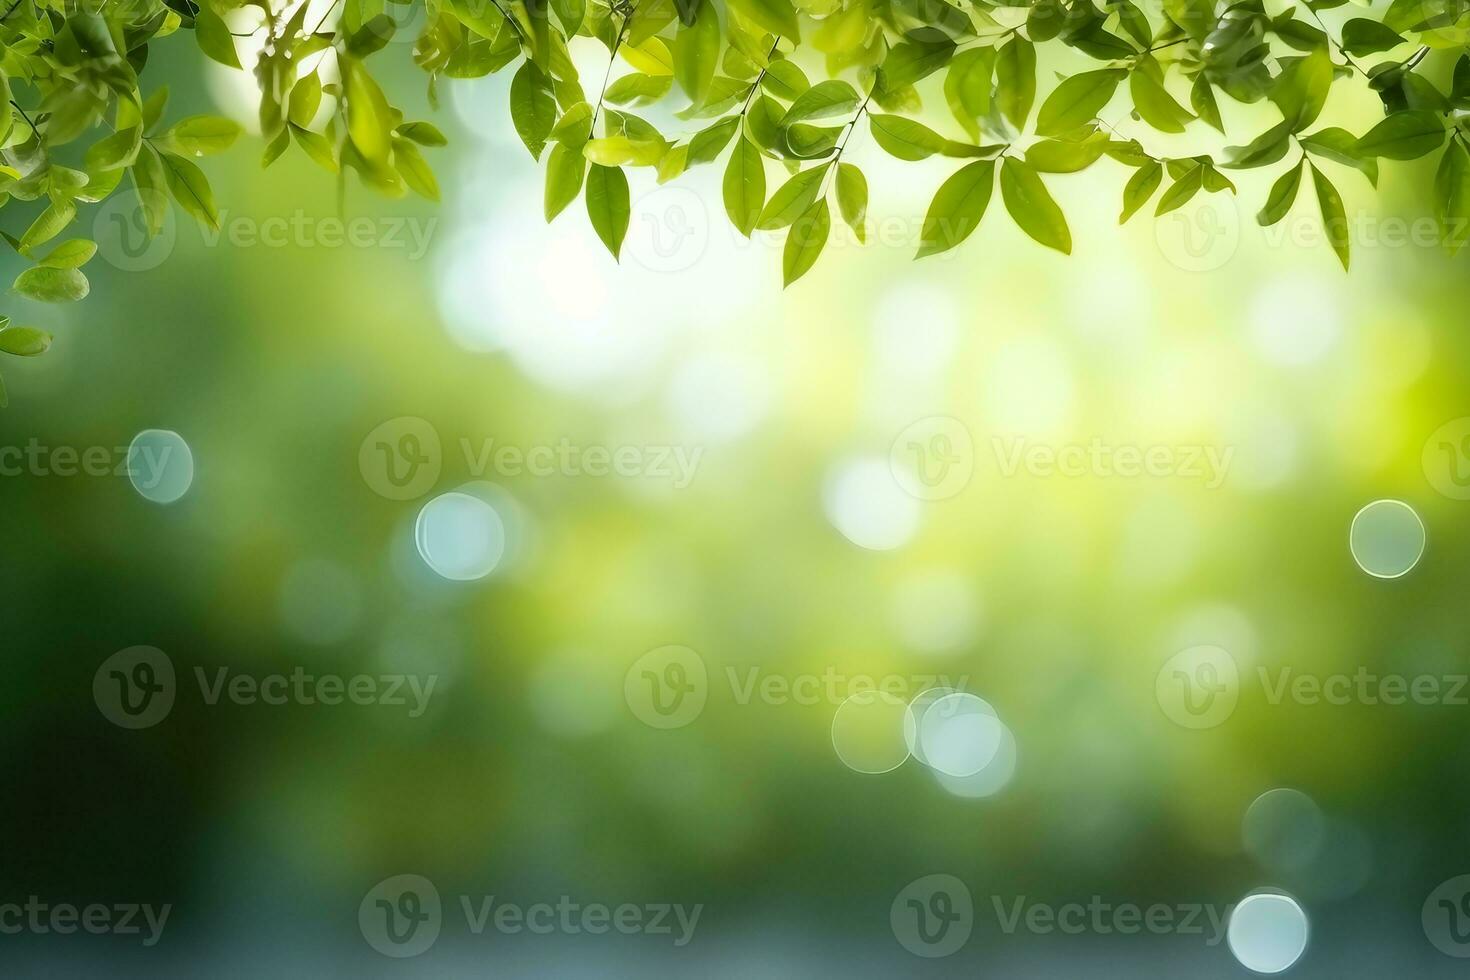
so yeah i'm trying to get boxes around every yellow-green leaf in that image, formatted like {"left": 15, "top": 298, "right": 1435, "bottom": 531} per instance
{"left": 999, "top": 157, "right": 1070, "bottom": 254}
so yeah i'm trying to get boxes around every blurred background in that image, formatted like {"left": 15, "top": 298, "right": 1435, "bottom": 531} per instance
{"left": 2, "top": 13, "right": 1470, "bottom": 977}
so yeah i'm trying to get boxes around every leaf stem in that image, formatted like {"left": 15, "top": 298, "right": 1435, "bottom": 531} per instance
{"left": 590, "top": 8, "right": 635, "bottom": 134}
{"left": 9, "top": 99, "right": 36, "bottom": 135}
{"left": 739, "top": 37, "right": 783, "bottom": 118}
{"left": 1146, "top": 37, "right": 1189, "bottom": 54}
{"left": 819, "top": 84, "right": 874, "bottom": 196}
{"left": 310, "top": 0, "right": 345, "bottom": 35}
{"left": 487, "top": 0, "right": 528, "bottom": 43}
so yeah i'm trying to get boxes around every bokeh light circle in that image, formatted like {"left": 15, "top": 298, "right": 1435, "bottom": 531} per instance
{"left": 1227, "top": 892, "right": 1309, "bottom": 974}
{"left": 1243, "top": 788, "right": 1326, "bottom": 873}
{"left": 127, "top": 429, "right": 194, "bottom": 504}
{"left": 414, "top": 491, "right": 506, "bottom": 581}
{"left": 934, "top": 721, "right": 1017, "bottom": 799}
{"left": 831, "top": 690, "right": 911, "bottom": 774}
{"left": 914, "top": 692, "right": 1004, "bottom": 777}
{"left": 822, "top": 455, "right": 921, "bottom": 551}
{"left": 1349, "top": 499, "right": 1425, "bottom": 579}
{"left": 904, "top": 686, "right": 961, "bottom": 766}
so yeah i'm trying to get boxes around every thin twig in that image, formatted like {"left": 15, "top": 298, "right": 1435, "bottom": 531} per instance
{"left": 819, "top": 84, "right": 875, "bottom": 196}
{"left": 9, "top": 99, "right": 37, "bottom": 136}
{"left": 739, "top": 37, "right": 783, "bottom": 117}
{"left": 590, "top": 9, "right": 634, "bottom": 134}
{"left": 310, "top": 0, "right": 344, "bottom": 35}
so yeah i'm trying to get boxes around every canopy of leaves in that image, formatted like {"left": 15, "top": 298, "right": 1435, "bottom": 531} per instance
{"left": 3, "top": 0, "right": 1470, "bottom": 398}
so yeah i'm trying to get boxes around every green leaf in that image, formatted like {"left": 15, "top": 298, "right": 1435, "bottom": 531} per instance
{"left": 545, "top": 141, "right": 586, "bottom": 220}
{"left": 783, "top": 80, "right": 860, "bottom": 125}
{"left": 1355, "top": 110, "right": 1446, "bottom": 160}
{"left": 19, "top": 201, "right": 76, "bottom": 254}
{"left": 917, "top": 160, "right": 996, "bottom": 258}
{"left": 999, "top": 158, "right": 1070, "bottom": 254}
{"left": 551, "top": 103, "right": 595, "bottom": 149}
{"left": 878, "top": 39, "right": 956, "bottom": 94}
{"left": 689, "top": 117, "right": 740, "bottom": 164}
{"left": 1119, "top": 160, "right": 1162, "bottom": 223}
{"left": 398, "top": 122, "right": 449, "bottom": 147}
{"left": 0, "top": 325, "right": 51, "bottom": 356}
{"left": 1299, "top": 127, "right": 1378, "bottom": 186}
{"left": 762, "top": 60, "right": 810, "bottom": 101}
{"left": 141, "top": 87, "right": 169, "bottom": 134}
{"left": 39, "top": 239, "right": 96, "bottom": 269}
{"left": 606, "top": 73, "right": 675, "bottom": 106}
{"left": 623, "top": 37, "right": 677, "bottom": 76}
{"left": 657, "top": 143, "right": 690, "bottom": 183}
{"left": 1310, "top": 162, "right": 1349, "bottom": 270}
{"left": 1341, "top": 19, "right": 1406, "bottom": 56}
{"left": 86, "top": 127, "right": 142, "bottom": 171}
{"left": 723, "top": 136, "right": 766, "bottom": 236}
{"left": 757, "top": 164, "right": 827, "bottom": 229}
{"left": 553, "top": 0, "right": 586, "bottom": 34}
{"left": 160, "top": 115, "right": 243, "bottom": 156}
{"left": 290, "top": 73, "right": 323, "bottom": 128}
{"left": 263, "top": 127, "right": 292, "bottom": 168}
{"left": 1026, "top": 133, "right": 1109, "bottom": 173}
{"left": 1114, "top": 0, "right": 1153, "bottom": 47}
{"left": 1036, "top": 69, "right": 1126, "bottom": 138}
{"left": 783, "top": 199, "right": 829, "bottom": 286}
{"left": 159, "top": 152, "right": 221, "bottom": 231}
{"left": 1155, "top": 164, "right": 1204, "bottom": 215}
{"left": 586, "top": 163, "right": 631, "bottom": 259}
{"left": 131, "top": 145, "right": 169, "bottom": 238}
{"left": 394, "top": 139, "right": 440, "bottom": 201}
{"left": 583, "top": 135, "right": 668, "bottom": 166}
{"left": 1436, "top": 138, "right": 1470, "bottom": 253}
{"left": 1163, "top": 0, "right": 1213, "bottom": 42}
{"left": 291, "top": 125, "right": 339, "bottom": 172}
{"left": 727, "top": 0, "right": 800, "bottom": 41}
{"left": 13, "top": 266, "right": 89, "bottom": 303}
{"left": 673, "top": 2, "right": 721, "bottom": 106}
{"left": 511, "top": 62, "right": 558, "bottom": 160}
{"left": 1130, "top": 67, "right": 1193, "bottom": 134}
{"left": 1258, "top": 160, "right": 1305, "bottom": 226}
{"left": 995, "top": 37, "right": 1037, "bottom": 131}
{"left": 835, "top": 162, "right": 867, "bottom": 242}
{"left": 1191, "top": 76, "right": 1224, "bottom": 133}
{"left": 944, "top": 48, "right": 995, "bottom": 140}
{"left": 1271, "top": 48, "right": 1332, "bottom": 131}
{"left": 1224, "top": 120, "right": 1294, "bottom": 169}
{"left": 869, "top": 114, "right": 947, "bottom": 161}
{"left": 193, "top": 1, "right": 241, "bottom": 69}
{"left": 347, "top": 15, "right": 397, "bottom": 57}
{"left": 344, "top": 57, "right": 394, "bottom": 164}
